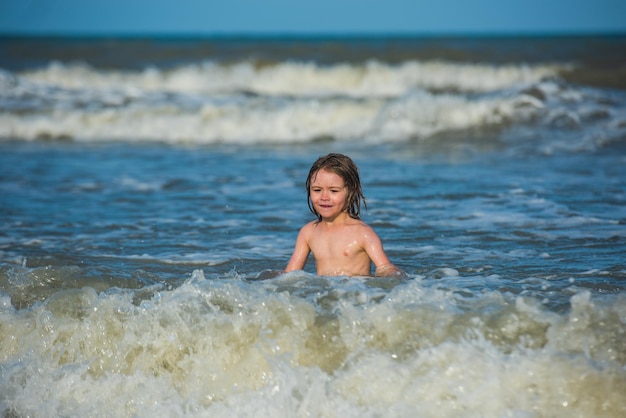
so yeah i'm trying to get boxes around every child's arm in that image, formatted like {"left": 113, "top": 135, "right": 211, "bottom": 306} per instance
{"left": 374, "top": 263, "right": 405, "bottom": 277}
{"left": 285, "top": 225, "right": 311, "bottom": 272}
{"left": 362, "top": 226, "right": 405, "bottom": 277}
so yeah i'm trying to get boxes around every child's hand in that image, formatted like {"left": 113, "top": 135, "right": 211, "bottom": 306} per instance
{"left": 374, "top": 264, "right": 407, "bottom": 278}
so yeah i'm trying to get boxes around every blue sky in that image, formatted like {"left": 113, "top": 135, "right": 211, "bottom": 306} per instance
{"left": 1, "top": 0, "right": 625, "bottom": 36}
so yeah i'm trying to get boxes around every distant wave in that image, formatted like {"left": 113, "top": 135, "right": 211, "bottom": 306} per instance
{"left": 13, "top": 59, "right": 564, "bottom": 95}
{"left": 1, "top": 60, "right": 625, "bottom": 151}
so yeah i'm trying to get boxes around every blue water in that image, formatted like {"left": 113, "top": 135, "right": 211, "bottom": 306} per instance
{"left": 1, "top": 36, "right": 625, "bottom": 417}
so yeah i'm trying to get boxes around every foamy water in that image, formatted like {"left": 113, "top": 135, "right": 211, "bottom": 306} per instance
{"left": 1, "top": 57, "right": 624, "bottom": 148}
{"left": 2, "top": 269, "right": 625, "bottom": 417}
{"left": 1, "top": 36, "right": 625, "bottom": 417}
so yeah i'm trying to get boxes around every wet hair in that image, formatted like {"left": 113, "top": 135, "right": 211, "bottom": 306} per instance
{"left": 305, "top": 153, "right": 366, "bottom": 221}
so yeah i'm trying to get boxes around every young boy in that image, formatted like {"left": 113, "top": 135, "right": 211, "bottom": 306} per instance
{"left": 285, "top": 153, "right": 403, "bottom": 277}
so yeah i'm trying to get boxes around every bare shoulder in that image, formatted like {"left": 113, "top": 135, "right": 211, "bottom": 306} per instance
{"left": 353, "top": 220, "right": 382, "bottom": 241}
{"left": 301, "top": 220, "right": 317, "bottom": 232}
{"left": 298, "top": 220, "right": 318, "bottom": 239}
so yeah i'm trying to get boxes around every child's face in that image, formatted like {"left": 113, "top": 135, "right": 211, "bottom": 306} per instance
{"left": 309, "top": 168, "right": 348, "bottom": 221}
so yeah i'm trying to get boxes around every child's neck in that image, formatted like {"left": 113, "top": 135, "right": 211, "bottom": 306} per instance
{"left": 320, "top": 211, "right": 350, "bottom": 225}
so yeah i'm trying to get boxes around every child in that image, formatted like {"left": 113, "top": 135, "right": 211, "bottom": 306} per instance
{"left": 285, "top": 153, "right": 403, "bottom": 277}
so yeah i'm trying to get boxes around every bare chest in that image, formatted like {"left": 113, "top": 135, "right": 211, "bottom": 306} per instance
{"left": 308, "top": 225, "right": 365, "bottom": 259}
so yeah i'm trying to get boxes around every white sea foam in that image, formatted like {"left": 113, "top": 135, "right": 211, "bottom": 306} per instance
{"left": 18, "top": 60, "right": 563, "bottom": 96}
{"left": 0, "top": 84, "right": 587, "bottom": 144}
{"left": 2, "top": 60, "right": 625, "bottom": 150}
{"left": 1, "top": 271, "right": 624, "bottom": 417}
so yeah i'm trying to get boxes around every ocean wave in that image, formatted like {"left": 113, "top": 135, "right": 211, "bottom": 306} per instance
{"left": 16, "top": 59, "right": 564, "bottom": 96}
{"left": 1, "top": 270, "right": 624, "bottom": 417}
{"left": 1, "top": 61, "right": 625, "bottom": 151}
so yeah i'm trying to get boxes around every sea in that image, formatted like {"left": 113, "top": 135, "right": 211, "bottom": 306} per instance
{"left": 0, "top": 35, "right": 625, "bottom": 417}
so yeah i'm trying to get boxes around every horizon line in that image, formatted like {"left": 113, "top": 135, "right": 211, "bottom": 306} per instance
{"left": 1, "top": 29, "right": 625, "bottom": 40}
